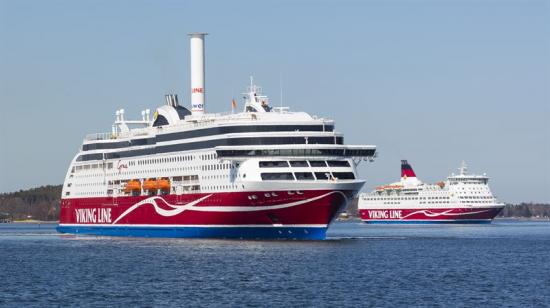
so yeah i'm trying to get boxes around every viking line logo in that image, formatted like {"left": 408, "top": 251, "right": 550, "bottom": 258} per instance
{"left": 117, "top": 160, "right": 128, "bottom": 173}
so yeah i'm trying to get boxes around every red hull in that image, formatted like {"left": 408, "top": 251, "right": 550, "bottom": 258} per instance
{"left": 59, "top": 189, "right": 352, "bottom": 227}
{"left": 359, "top": 206, "right": 504, "bottom": 223}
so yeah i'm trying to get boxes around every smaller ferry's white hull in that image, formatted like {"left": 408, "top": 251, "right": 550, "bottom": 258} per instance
{"left": 359, "top": 205, "right": 504, "bottom": 224}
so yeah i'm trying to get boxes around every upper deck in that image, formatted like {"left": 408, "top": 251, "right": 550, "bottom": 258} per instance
{"left": 84, "top": 108, "right": 332, "bottom": 143}
{"left": 71, "top": 78, "right": 376, "bottom": 164}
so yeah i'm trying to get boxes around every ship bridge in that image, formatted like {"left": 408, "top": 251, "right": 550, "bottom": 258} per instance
{"left": 447, "top": 161, "right": 489, "bottom": 185}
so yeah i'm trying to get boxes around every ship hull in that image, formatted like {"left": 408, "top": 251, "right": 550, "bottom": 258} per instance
{"left": 359, "top": 206, "right": 504, "bottom": 224}
{"left": 56, "top": 225, "right": 328, "bottom": 239}
{"left": 57, "top": 189, "right": 356, "bottom": 240}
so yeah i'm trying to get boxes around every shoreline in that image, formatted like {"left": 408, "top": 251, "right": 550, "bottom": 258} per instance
{"left": 9, "top": 220, "right": 59, "bottom": 224}
{"left": 495, "top": 217, "right": 550, "bottom": 221}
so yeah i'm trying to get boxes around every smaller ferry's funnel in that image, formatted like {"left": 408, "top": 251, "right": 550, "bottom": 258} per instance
{"left": 188, "top": 33, "right": 207, "bottom": 115}
{"left": 401, "top": 160, "right": 421, "bottom": 187}
{"left": 401, "top": 160, "right": 417, "bottom": 178}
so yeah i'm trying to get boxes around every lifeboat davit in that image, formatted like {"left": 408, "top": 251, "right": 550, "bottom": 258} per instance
{"left": 124, "top": 180, "right": 141, "bottom": 192}
{"left": 142, "top": 179, "right": 158, "bottom": 190}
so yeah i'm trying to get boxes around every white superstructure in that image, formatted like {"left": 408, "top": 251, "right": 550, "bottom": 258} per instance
{"left": 61, "top": 34, "right": 376, "bottom": 202}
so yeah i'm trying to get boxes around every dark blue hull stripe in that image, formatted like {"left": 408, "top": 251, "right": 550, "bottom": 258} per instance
{"left": 363, "top": 220, "right": 492, "bottom": 225}
{"left": 56, "top": 226, "right": 327, "bottom": 240}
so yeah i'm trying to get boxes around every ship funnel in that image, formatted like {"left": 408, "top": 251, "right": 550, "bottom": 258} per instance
{"left": 401, "top": 160, "right": 417, "bottom": 178}
{"left": 188, "top": 33, "right": 207, "bottom": 115}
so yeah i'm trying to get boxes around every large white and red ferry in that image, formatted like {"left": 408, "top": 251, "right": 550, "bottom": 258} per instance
{"left": 57, "top": 33, "right": 376, "bottom": 239}
{"left": 358, "top": 160, "right": 504, "bottom": 224}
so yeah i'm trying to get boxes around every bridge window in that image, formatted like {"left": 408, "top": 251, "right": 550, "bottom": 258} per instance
{"left": 259, "top": 161, "right": 289, "bottom": 168}
{"left": 261, "top": 173, "right": 295, "bottom": 181}
{"left": 309, "top": 161, "right": 327, "bottom": 167}
{"left": 332, "top": 172, "right": 355, "bottom": 180}
{"left": 289, "top": 161, "right": 309, "bottom": 167}
{"left": 315, "top": 172, "right": 330, "bottom": 180}
{"left": 294, "top": 172, "right": 315, "bottom": 180}
{"left": 327, "top": 160, "right": 350, "bottom": 167}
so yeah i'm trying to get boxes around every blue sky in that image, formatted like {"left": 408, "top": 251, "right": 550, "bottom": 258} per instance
{"left": 1, "top": 0, "right": 548, "bottom": 203}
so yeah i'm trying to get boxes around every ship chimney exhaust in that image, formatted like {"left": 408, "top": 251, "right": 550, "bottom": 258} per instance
{"left": 188, "top": 33, "right": 207, "bottom": 115}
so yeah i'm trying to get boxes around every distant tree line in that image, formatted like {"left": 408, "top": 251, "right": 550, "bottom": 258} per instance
{"left": 498, "top": 203, "right": 550, "bottom": 219}
{"left": 0, "top": 185, "right": 61, "bottom": 221}
{"left": 0, "top": 185, "right": 548, "bottom": 221}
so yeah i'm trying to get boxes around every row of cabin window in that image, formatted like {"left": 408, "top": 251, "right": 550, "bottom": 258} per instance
{"left": 457, "top": 186, "right": 489, "bottom": 190}
{"left": 107, "top": 175, "right": 199, "bottom": 186}
{"left": 202, "top": 163, "right": 234, "bottom": 171}
{"left": 459, "top": 196, "right": 493, "bottom": 199}
{"left": 71, "top": 173, "right": 104, "bottom": 179}
{"left": 259, "top": 160, "right": 350, "bottom": 168}
{"left": 73, "top": 162, "right": 113, "bottom": 173}
{"left": 261, "top": 172, "right": 355, "bottom": 181}
{"left": 203, "top": 184, "right": 239, "bottom": 191}
{"left": 380, "top": 201, "right": 452, "bottom": 205}
{"left": 69, "top": 190, "right": 103, "bottom": 196}
{"left": 137, "top": 155, "right": 195, "bottom": 166}
{"left": 74, "top": 181, "right": 103, "bottom": 188}
{"left": 202, "top": 174, "right": 231, "bottom": 180}
{"left": 109, "top": 165, "right": 201, "bottom": 176}
{"left": 200, "top": 153, "right": 217, "bottom": 160}
{"left": 367, "top": 196, "right": 451, "bottom": 201}
{"left": 457, "top": 191, "right": 490, "bottom": 195}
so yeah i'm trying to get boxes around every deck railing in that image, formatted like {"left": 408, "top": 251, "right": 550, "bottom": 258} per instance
{"left": 83, "top": 112, "right": 332, "bottom": 142}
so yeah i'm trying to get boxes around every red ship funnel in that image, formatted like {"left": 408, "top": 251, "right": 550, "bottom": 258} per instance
{"left": 401, "top": 160, "right": 416, "bottom": 178}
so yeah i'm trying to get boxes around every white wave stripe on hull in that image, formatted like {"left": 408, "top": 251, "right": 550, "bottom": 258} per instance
{"left": 399, "top": 209, "right": 493, "bottom": 220}
{"left": 112, "top": 191, "right": 348, "bottom": 225}
{"left": 113, "top": 194, "right": 212, "bottom": 224}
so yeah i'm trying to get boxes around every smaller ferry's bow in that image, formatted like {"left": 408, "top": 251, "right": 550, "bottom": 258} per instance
{"left": 358, "top": 160, "right": 504, "bottom": 224}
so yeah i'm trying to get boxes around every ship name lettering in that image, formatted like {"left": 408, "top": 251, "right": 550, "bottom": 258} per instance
{"left": 368, "top": 210, "right": 388, "bottom": 219}
{"left": 75, "top": 208, "right": 111, "bottom": 223}
{"left": 389, "top": 210, "right": 402, "bottom": 219}
{"left": 368, "top": 210, "right": 402, "bottom": 219}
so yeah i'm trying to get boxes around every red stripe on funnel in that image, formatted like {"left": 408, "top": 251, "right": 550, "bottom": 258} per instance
{"left": 401, "top": 160, "right": 416, "bottom": 177}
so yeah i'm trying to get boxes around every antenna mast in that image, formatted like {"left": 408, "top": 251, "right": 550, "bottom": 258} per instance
{"left": 279, "top": 72, "right": 283, "bottom": 113}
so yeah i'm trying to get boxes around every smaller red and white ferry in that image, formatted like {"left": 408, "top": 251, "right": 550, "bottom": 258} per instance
{"left": 358, "top": 160, "right": 505, "bottom": 224}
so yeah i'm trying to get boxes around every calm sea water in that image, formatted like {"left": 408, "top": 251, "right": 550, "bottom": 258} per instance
{"left": 1, "top": 220, "right": 549, "bottom": 307}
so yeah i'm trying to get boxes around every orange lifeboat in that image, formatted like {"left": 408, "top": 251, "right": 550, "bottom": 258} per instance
{"left": 143, "top": 179, "right": 158, "bottom": 190}
{"left": 124, "top": 180, "right": 141, "bottom": 192}
{"left": 158, "top": 178, "right": 171, "bottom": 191}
